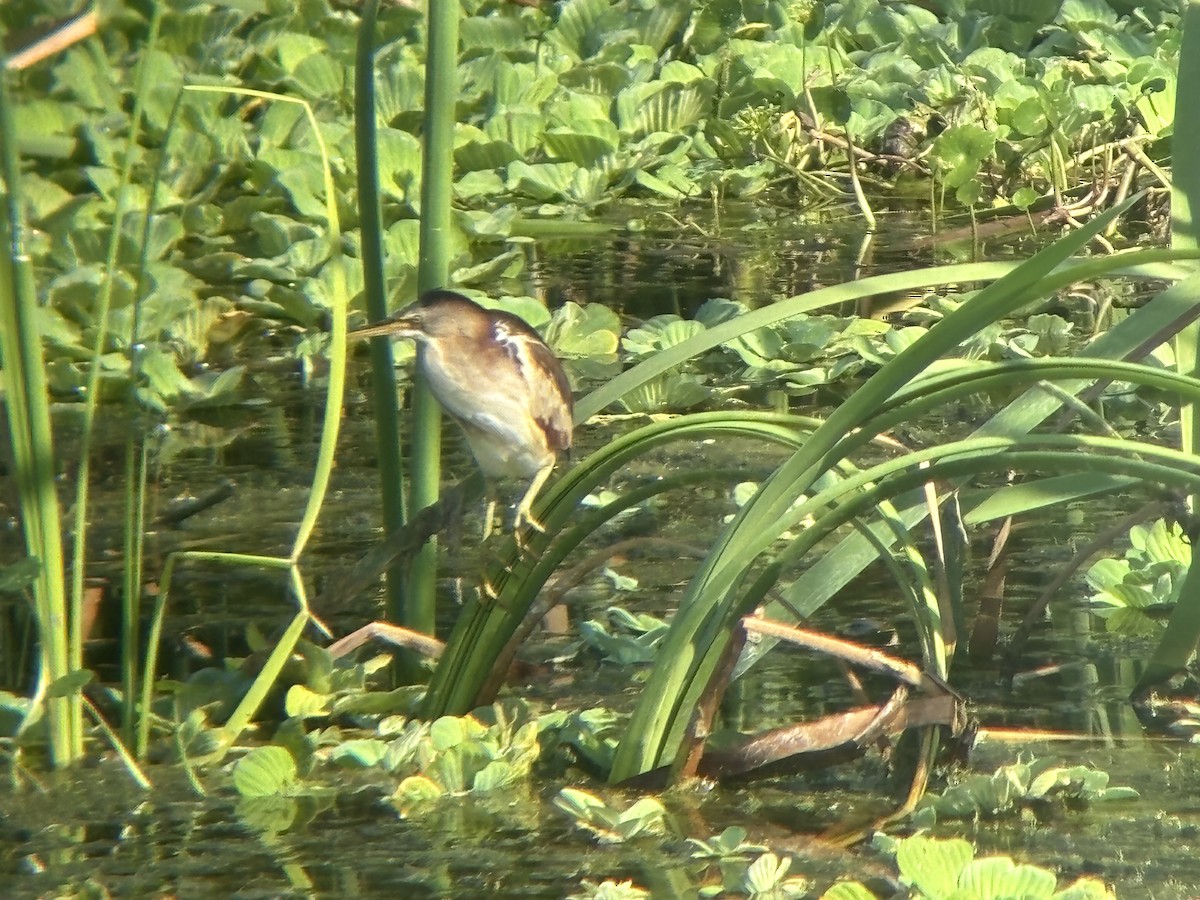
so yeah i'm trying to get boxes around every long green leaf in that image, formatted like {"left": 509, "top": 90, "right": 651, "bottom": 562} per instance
{"left": 576, "top": 248, "right": 1200, "bottom": 425}
{"left": 781, "top": 272, "right": 1200, "bottom": 623}
{"left": 610, "top": 199, "right": 1135, "bottom": 781}
{"left": 962, "top": 473, "right": 1137, "bottom": 524}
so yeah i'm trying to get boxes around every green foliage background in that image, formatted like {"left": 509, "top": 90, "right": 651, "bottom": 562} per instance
{"left": 0, "top": 0, "right": 1182, "bottom": 405}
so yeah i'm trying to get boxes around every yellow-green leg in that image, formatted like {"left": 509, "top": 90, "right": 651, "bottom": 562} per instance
{"left": 513, "top": 463, "right": 554, "bottom": 539}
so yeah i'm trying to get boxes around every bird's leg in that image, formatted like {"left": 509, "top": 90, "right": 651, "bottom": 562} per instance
{"left": 512, "top": 463, "right": 554, "bottom": 552}
{"left": 479, "top": 485, "right": 503, "bottom": 598}
{"left": 479, "top": 465, "right": 555, "bottom": 595}
{"left": 481, "top": 495, "right": 498, "bottom": 542}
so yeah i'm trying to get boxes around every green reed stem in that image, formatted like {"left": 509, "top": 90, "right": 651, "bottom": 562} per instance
{"left": 116, "top": 3, "right": 168, "bottom": 748}
{"left": 0, "top": 57, "right": 78, "bottom": 764}
{"left": 407, "top": 3, "right": 459, "bottom": 656}
{"left": 355, "top": 0, "right": 409, "bottom": 626}
{"left": 126, "top": 84, "right": 188, "bottom": 757}
{"left": 1172, "top": 2, "right": 1200, "bottom": 486}
{"left": 71, "top": 7, "right": 162, "bottom": 738}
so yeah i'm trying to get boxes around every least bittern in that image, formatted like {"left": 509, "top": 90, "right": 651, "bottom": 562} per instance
{"left": 351, "top": 289, "right": 574, "bottom": 537}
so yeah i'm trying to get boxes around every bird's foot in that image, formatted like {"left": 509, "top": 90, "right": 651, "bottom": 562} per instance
{"left": 478, "top": 548, "right": 509, "bottom": 599}
{"left": 478, "top": 539, "right": 518, "bottom": 600}
{"left": 513, "top": 506, "right": 546, "bottom": 535}
{"left": 481, "top": 572, "right": 501, "bottom": 600}
{"left": 512, "top": 504, "right": 546, "bottom": 554}
{"left": 513, "top": 528, "right": 532, "bottom": 554}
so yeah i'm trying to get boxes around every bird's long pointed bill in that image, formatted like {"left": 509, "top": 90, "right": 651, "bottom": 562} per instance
{"left": 348, "top": 317, "right": 416, "bottom": 341}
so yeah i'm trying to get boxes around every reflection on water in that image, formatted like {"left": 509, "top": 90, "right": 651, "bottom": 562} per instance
{"left": 524, "top": 205, "right": 1042, "bottom": 320}
{"left": 4, "top": 734, "right": 1200, "bottom": 896}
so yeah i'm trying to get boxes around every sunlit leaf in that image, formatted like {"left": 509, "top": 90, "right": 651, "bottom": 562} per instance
{"left": 233, "top": 746, "right": 298, "bottom": 798}
{"left": 547, "top": 301, "right": 622, "bottom": 358}
{"left": 329, "top": 739, "right": 389, "bottom": 768}
{"left": 820, "top": 883, "right": 877, "bottom": 900}
{"left": 284, "top": 684, "right": 330, "bottom": 719}
{"left": 958, "top": 856, "right": 1057, "bottom": 898}
{"left": 616, "top": 82, "right": 714, "bottom": 139}
{"left": 46, "top": 670, "right": 92, "bottom": 699}
{"left": 392, "top": 775, "right": 444, "bottom": 814}
{"left": 895, "top": 835, "right": 974, "bottom": 898}
{"left": 549, "top": 0, "right": 610, "bottom": 61}
{"left": 930, "top": 124, "right": 997, "bottom": 190}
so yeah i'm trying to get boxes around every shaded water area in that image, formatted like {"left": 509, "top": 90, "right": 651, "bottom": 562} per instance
{"left": 3, "top": 208, "right": 1195, "bottom": 896}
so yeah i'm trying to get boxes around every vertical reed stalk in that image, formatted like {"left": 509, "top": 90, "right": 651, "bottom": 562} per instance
{"left": 1172, "top": 2, "right": 1200, "bottom": 475}
{"left": 407, "top": 4, "right": 459, "bottom": 649}
{"left": 127, "top": 86, "right": 186, "bottom": 756}
{"left": 1143, "top": 2, "right": 1200, "bottom": 690}
{"left": 116, "top": 3, "right": 165, "bottom": 746}
{"left": 0, "top": 58, "right": 79, "bottom": 764}
{"left": 355, "top": 0, "right": 409, "bottom": 628}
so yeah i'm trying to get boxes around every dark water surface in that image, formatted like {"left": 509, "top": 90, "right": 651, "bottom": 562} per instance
{"left": 3, "top": 208, "right": 1191, "bottom": 896}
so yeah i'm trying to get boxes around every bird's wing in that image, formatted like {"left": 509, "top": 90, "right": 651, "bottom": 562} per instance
{"left": 525, "top": 339, "right": 573, "bottom": 453}
{"left": 490, "top": 315, "right": 574, "bottom": 453}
